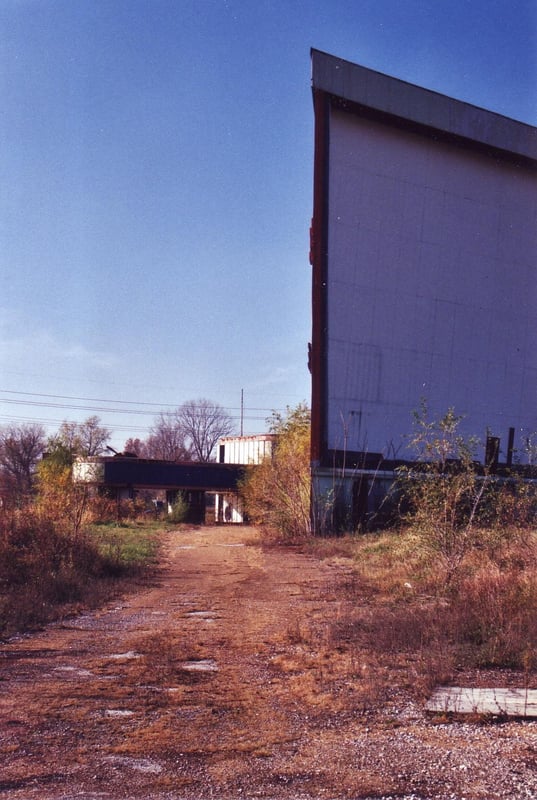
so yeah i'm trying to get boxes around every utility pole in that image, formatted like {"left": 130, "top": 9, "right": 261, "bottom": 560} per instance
{"left": 240, "top": 389, "right": 244, "bottom": 436}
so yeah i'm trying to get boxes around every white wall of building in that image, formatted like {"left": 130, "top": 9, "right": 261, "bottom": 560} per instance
{"left": 215, "top": 493, "right": 244, "bottom": 524}
{"left": 215, "top": 434, "right": 277, "bottom": 522}
{"left": 219, "top": 435, "right": 276, "bottom": 465}
{"left": 326, "top": 109, "right": 537, "bottom": 461}
{"left": 72, "top": 458, "right": 105, "bottom": 484}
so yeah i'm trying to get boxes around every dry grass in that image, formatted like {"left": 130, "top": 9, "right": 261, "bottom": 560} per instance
{"left": 314, "top": 525, "right": 537, "bottom": 695}
{"left": 3, "top": 523, "right": 537, "bottom": 799}
{"left": 94, "top": 626, "right": 297, "bottom": 767}
{"left": 0, "top": 510, "right": 160, "bottom": 638}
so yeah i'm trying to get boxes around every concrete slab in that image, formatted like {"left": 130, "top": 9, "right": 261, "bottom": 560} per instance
{"left": 426, "top": 687, "right": 537, "bottom": 718}
{"left": 181, "top": 659, "right": 218, "bottom": 672}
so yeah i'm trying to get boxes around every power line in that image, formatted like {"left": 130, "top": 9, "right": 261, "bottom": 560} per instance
{"left": 0, "top": 397, "right": 157, "bottom": 416}
{"left": 0, "top": 371, "right": 309, "bottom": 403}
{"left": 0, "top": 413, "right": 153, "bottom": 434}
{"left": 0, "top": 403, "right": 268, "bottom": 423}
{"left": 0, "top": 389, "right": 304, "bottom": 439}
{"left": 0, "top": 389, "right": 282, "bottom": 416}
{"left": 0, "top": 401, "right": 270, "bottom": 428}
{"left": 1, "top": 389, "right": 175, "bottom": 408}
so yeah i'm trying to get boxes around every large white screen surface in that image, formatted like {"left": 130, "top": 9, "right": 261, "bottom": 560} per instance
{"left": 326, "top": 109, "right": 537, "bottom": 461}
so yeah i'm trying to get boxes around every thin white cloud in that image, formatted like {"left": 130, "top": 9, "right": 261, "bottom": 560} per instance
{"left": 250, "top": 362, "right": 309, "bottom": 400}
{"left": 0, "top": 315, "right": 118, "bottom": 375}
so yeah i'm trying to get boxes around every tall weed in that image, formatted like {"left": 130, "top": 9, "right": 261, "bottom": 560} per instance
{"left": 334, "top": 524, "right": 537, "bottom": 693}
{"left": 450, "top": 565, "right": 537, "bottom": 668}
{"left": 0, "top": 509, "right": 159, "bottom": 638}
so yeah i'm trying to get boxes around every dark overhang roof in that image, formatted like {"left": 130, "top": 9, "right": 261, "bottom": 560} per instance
{"left": 75, "top": 456, "right": 245, "bottom": 491}
{"left": 311, "top": 48, "right": 537, "bottom": 164}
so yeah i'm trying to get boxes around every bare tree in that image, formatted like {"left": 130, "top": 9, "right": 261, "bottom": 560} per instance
{"left": 128, "top": 400, "right": 234, "bottom": 463}
{"left": 144, "top": 412, "right": 192, "bottom": 461}
{"left": 77, "top": 416, "right": 111, "bottom": 456}
{"left": 123, "top": 437, "right": 148, "bottom": 457}
{"left": 177, "top": 399, "right": 234, "bottom": 462}
{"left": 54, "top": 416, "right": 111, "bottom": 458}
{"left": 0, "top": 423, "right": 46, "bottom": 506}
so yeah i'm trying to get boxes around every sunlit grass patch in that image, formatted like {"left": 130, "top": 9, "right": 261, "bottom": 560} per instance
{"left": 89, "top": 521, "right": 161, "bottom": 571}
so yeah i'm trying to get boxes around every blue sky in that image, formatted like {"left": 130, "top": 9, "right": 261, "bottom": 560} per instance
{"left": 1, "top": 0, "right": 536, "bottom": 449}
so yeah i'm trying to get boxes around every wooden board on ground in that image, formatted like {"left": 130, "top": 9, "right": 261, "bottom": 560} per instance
{"left": 426, "top": 687, "right": 537, "bottom": 718}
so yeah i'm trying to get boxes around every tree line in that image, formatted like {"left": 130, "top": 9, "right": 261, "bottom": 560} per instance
{"left": 0, "top": 399, "right": 234, "bottom": 509}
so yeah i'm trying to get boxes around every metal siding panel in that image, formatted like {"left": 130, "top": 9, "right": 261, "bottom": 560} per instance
{"left": 323, "top": 106, "right": 537, "bottom": 461}
{"left": 312, "top": 49, "right": 537, "bottom": 161}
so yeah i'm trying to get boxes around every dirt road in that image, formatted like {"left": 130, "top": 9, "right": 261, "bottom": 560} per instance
{"left": 1, "top": 525, "right": 536, "bottom": 800}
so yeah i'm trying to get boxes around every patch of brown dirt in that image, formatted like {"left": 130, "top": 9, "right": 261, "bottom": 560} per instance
{"left": 1, "top": 525, "right": 536, "bottom": 799}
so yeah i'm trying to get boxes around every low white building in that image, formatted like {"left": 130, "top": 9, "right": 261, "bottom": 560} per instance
{"left": 215, "top": 434, "right": 277, "bottom": 523}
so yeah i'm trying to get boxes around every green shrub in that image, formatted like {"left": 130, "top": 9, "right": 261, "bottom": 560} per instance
{"left": 240, "top": 403, "right": 311, "bottom": 541}
{"left": 168, "top": 492, "right": 188, "bottom": 524}
{"left": 395, "top": 405, "right": 489, "bottom": 583}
